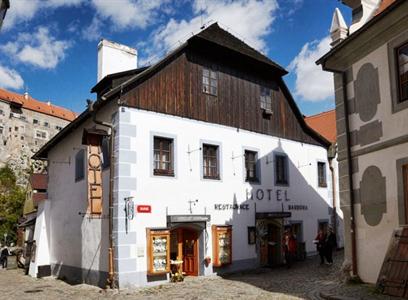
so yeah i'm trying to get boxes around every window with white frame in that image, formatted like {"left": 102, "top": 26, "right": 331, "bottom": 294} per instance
{"left": 245, "top": 150, "right": 258, "bottom": 182}
{"left": 202, "top": 68, "right": 217, "bottom": 96}
{"left": 153, "top": 136, "right": 174, "bottom": 176}
{"left": 35, "top": 129, "right": 48, "bottom": 140}
{"left": 317, "top": 162, "right": 327, "bottom": 187}
{"left": 203, "top": 144, "right": 219, "bottom": 179}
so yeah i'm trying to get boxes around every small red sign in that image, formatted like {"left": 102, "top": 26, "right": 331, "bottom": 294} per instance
{"left": 137, "top": 205, "right": 151, "bottom": 213}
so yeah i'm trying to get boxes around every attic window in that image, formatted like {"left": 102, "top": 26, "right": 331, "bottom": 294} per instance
{"left": 260, "top": 87, "right": 272, "bottom": 114}
{"left": 397, "top": 42, "right": 408, "bottom": 103}
{"left": 202, "top": 68, "right": 217, "bottom": 96}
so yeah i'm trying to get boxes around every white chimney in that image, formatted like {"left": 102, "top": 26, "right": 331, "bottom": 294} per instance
{"left": 330, "top": 8, "right": 348, "bottom": 47}
{"left": 97, "top": 39, "right": 137, "bottom": 82}
{"left": 342, "top": 0, "right": 381, "bottom": 34}
{"left": 24, "top": 91, "right": 28, "bottom": 100}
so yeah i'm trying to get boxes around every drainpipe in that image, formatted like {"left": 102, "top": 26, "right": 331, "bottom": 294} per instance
{"left": 328, "top": 146, "right": 338, "bottom": 248}
{"left": 340, "top": 71, "right": 358, "bottom": 278}
{"left": 87, "top": 100, "right": 116, "bottom": 288}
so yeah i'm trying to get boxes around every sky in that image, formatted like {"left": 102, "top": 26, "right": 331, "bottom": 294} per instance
{"left": 0, "top": 0, "right": 352, "bottom": 116}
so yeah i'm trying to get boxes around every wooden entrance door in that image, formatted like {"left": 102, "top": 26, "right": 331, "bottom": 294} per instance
{"left": 182, "top": 229, "right": 198, "bottom": 276}
{"left": 404, "top": 165, "right": 408, "bottom": 223}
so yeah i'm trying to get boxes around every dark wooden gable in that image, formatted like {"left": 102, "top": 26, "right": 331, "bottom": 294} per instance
{"left": 118, "top": 23, "right": 327, "bottom": 147}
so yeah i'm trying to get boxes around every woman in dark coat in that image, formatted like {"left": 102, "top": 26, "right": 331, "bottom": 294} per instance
{"left": 314, "top": 229, "right": 326, "bottom": 265}
{"left": 325, "top": 227, "right": 337, "bottom": 265}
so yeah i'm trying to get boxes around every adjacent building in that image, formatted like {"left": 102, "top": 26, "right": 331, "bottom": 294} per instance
{"left": 0, "top": 88, "right": 77, "bottom": 184}
{"left": 318, "top": 0, "right": 408, "bottom": 284}
{"left": 0, "top": 0, "right": 9, "bottom": 31}
{"left": 305, "top": 109, "right": 344, "bottom": 249}
{"left": 30, "top": 24, "right": 339, "bottom": 288}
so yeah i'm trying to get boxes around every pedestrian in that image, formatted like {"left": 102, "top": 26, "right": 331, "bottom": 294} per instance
{"left": 325, "top": 226, "right": 337, "bottom": 265}
{"left": 314, "top": 228, "right": 326, "bottom": 265}
{"left": 282, "top": 228, "right": 297, "bottom": 268}
{"left": 0, "top": 244, "right": 10, "bottom": 269}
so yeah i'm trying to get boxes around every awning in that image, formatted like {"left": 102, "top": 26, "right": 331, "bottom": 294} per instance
{"left": 256, "top": 212, "right": 291, "bottom": 219}
{"left": 18, "top": 213, "right": 37, "bottom": 228}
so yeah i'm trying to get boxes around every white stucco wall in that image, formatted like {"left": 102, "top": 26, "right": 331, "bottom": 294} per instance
{"left": 38, "top": 102, "right": 117, "bottom": 285}
{"left": 114, "top": 107, "right": 334, "bottom": 287}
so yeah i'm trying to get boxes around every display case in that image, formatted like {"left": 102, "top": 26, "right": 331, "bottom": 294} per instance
{"left": 212, "top": 225, "right": 232, "bottom": 267}
{"left": 147, "top": 229, "right": 170, "bottom": 275}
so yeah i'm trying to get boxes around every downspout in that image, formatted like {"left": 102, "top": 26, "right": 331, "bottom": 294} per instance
{"left": 340, "top": 71, "right": 358, "bottom": 278}
{"left": 87, "top": 100, "right": 116, "bottom": 288}
{"left": 328, "top": 145, "right": 338, "bottom": 248}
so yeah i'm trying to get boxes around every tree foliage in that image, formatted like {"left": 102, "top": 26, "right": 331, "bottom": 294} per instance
{"left": 0, "top": 165, "right": 26, "bottom": 244}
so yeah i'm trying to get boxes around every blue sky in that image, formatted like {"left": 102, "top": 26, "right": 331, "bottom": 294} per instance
{"left": 0, "top": 0, "right": 352, "bottom": 116}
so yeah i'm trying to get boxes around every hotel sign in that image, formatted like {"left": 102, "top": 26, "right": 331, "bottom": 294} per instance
{"left": 88, "top": 144, "right": 103, "bottom": 214}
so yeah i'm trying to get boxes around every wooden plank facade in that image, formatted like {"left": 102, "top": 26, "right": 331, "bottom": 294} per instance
{"left": 97, "top": 23, "right": 326, "bottom": 147}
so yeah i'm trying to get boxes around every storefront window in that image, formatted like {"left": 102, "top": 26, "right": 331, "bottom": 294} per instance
{"left": 212, "top": 225, "right": 232, "bottom": 266}
{"left": 147, "top": 229, "right": 170, "bottom": 274}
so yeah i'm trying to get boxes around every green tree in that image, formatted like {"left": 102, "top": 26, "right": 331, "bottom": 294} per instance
{"left": 0, "top": 165, "right": 26, "bottom": 244}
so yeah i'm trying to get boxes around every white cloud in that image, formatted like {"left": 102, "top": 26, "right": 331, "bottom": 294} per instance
{"left": 1, "top": 27, "right": 71, "bottom": 69}
{"left": 3, "top": 0, "right": 83, "bottom": 30}
{"left": 288, "top": 36, "right": 333, "bottom": 102}
{"left": 90, "top": 0, "right": 169, "bottom": 30}
{"left": 0, "top": 65, "right": 24, "bottom": 90}
{"left": 141, "top": 0, "right": 278, "bottom": 65}
{"left": 82, "top": 16, "right": 103, "bottom": 41}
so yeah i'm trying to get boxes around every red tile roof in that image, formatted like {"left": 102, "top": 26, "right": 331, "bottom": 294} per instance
{"left": 375, "top": 0, "right": 396, "bottom": 16}
{"left": 0, "top": 88, "right": 77, "bottom": 122}
{"left": 29, "top": 173, "right": 48, "bottom": 190}
{"left": 305, "top": 109, "right": 337, "bottom": 144}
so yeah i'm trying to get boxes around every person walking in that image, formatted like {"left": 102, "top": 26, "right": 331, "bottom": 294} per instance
{"left": 0, "top": 245, "right": 9, "bottom": 269}
{"left": 325, "top": 226, "right": 337, "bottom": 265}
{"left": 282, "top": 228, "right": 297, "bottom": 268}
{"left": 314, "top": 229, "right": 326, "bottom": 265}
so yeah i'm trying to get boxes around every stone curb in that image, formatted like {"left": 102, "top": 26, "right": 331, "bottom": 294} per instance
{"left": 320, "top": 291, "right": 358, "bottom": 300}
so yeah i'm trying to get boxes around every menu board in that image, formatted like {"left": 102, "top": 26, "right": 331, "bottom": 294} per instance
{"left": 212, "top": 225, "right": 232, "bottom": 267}
{"left": 147, "top": 229, "right": 170, "bottom": 274}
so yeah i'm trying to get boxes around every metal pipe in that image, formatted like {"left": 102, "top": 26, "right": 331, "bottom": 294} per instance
{"left": 87, "top": 100, "right": 116, "bottom": 288}
{"left": 328, "top": 156, "right": 338, "bottom": 248}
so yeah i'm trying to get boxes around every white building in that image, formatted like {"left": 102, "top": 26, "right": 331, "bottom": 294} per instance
{"left": 30, "top": 24, "right": 338, "bottom": 288}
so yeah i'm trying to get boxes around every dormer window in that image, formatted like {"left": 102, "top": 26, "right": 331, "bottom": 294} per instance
{"left": 260, "top": 87, "right": 272, "bottom": 114}
{"left": 202, "top": 68, "right": 217, "bottom": 96}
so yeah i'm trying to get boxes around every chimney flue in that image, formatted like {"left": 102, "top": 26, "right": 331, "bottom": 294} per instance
{"left": 24, "top": 91, "right": 28, "bottom": 100}
{"left": 97, "top": 39, "right": 137, "bottom": 83}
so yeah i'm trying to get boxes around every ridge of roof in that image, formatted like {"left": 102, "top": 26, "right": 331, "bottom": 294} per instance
{"left": 305, "top": 109, "right": 336, "bottom": 120}
{"left": 0, "top": 88, "right": 77, "bottom": 122}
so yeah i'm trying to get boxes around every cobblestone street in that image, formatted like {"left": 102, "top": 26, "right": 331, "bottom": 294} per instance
{"left": 0, "top": 252, "right": 398, "bottom": 299}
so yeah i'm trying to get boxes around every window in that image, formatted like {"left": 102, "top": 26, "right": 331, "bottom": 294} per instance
{"left": 203, "top": 144, "right": 219, "bottom": 179}
{"left": 33, "top": 119, "right": 39, "bottom": 124}
{"left": 0, "top": 126, "right": 3, "bottom": 135}
{"left": 318, "top": 162, "right": 327, "bottom": 187}
{"left": 260, "top": 87, "right": 272, "bottom": 113}
{"left": 35, "top": 130, "right": 48, "bottom": 139}
{"left": 102, "top": 136, "right": 110, "bottom": 169}
{"left": 397, "top": 43, "right": 408, "bottom": 103}
{"left": 20, "top": 136, "right": 24, "bottom": 141}
{"left": 153, "top": 137, "right": 174, "bottom": 176}
{"left": 146, "top": 229, "right": 170, "bottom": 275}
{"left": 275, "top": 153, "right": 288, "bottom": 185}
{"left": 245, "top": 150, "right": 258, "bottom": 182}
{"left": 14, "top": 126, "right": 18, "bottom": 132}
{"left": 55, "top": 125, "right": 63, "bottom": 131}
{"left": 75, "top": 149, "right": 85, "bottom": 181}
{"left": 202, "top": 68, "right": 217, "bottom": 96}
{"left": 44, "top": 121, "right": 49, "bottom": 127}
{"left": 0, "top": 109, "right": 4, "bottom": 116}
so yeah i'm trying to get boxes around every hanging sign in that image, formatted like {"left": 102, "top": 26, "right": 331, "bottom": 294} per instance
{"left": 88, "top": 144, "right": 103, "bottom": 214}
{"left": 137, "top": 205, "right": 152, "bottom": 213}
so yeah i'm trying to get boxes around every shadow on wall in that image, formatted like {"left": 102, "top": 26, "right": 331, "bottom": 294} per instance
{"left": 215, "top": 140, "right": 343, "bottom": 279}
{"left": 50, "top": 166, "right": 110, "bottom": 288}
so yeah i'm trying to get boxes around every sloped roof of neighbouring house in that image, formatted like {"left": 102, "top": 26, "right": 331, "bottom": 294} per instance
{"left": 305, "top": 109, "right": 337, "bottom": 144}
{"left": 29, "top": 173, "right": 48, "bottom": 190}
{"left": 0, "top": 88, "right": 77, "bottom": 122}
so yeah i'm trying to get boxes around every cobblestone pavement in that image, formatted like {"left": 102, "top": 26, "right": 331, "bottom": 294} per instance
{"left": 0, "top": 252, "right": 400, "bottom": 300}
